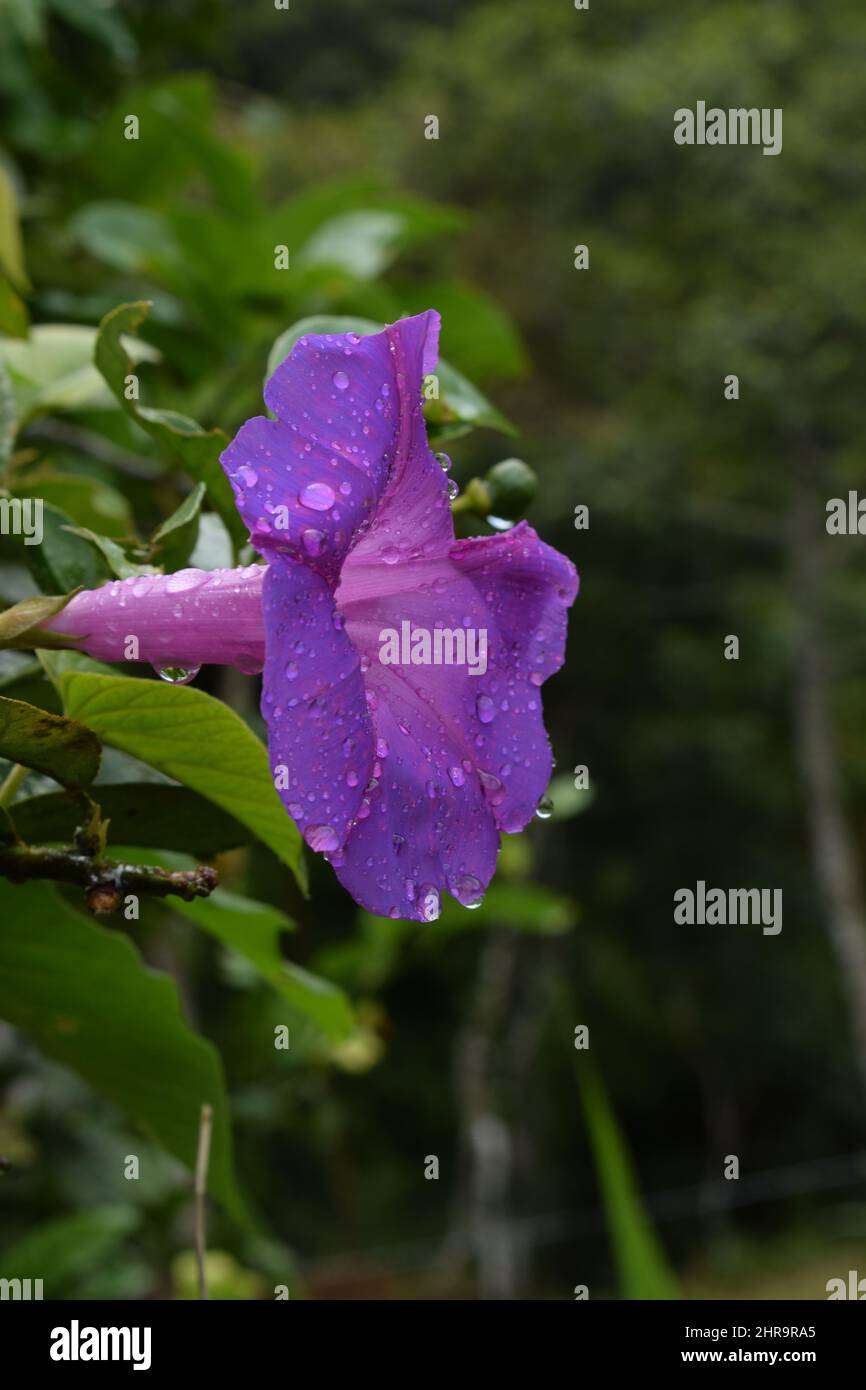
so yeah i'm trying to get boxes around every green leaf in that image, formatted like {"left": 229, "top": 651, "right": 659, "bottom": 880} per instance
{"left": 297, "top": 210, "right": 433, "bottom": 281}
{"left": 431, "top": 359, "right": 516, "bottom": 437}
{"left": 12, "top": 473, "right": 134, "bottom": 537}
{"left": 59, "top": 672, "right": 306, "bottom": 888}
{"left": 0, "top": 324, "right": 158, "bottom": 424}
{"left": 150, "top": 482, "right": 205, "bottom": 571}
{"left": 94, "top": 301, "right": 245, "bottom": 547}
{"left": 17, "top": 502, "right": 110, "bottom": 593}
{"left": 175, "top": 890, "right": 354, "bottom": 1041}
{"left": 7, "top": 783, "right": 253, "bottom": 857}
{"left": 579, "top": 1066, "right": 678, "bottom": 1300}
{"left": 0, "top": 693, "right": 100, "bottom": 786}
{"left": 0, "top": 592, "right": 83, "bottom": 654}
{"left": 0, "top": 1206, "right": 141, "bottom": 1294}
{"left": 188, "top": 511, "right": 233, "bottom": 571}
{"left": 0, "top": 879, "right": 246, "bottom": 1222}
{"left": 64, "top": 525, "right": 156, "bottom": 580}
{"left": 268, "top": 315, "right": 515, "bottom": 436}
{"left": 69, "top": 201, "right": 176, "bottom": 274}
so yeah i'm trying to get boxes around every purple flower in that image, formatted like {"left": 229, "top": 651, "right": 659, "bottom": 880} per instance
{"left": 46, "top": 312, "right": 578, "bottom": 921}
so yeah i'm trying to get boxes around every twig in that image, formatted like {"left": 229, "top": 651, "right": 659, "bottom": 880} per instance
{"left": 194, "top": 1102, "right": 214, "bottom": 1301}
{"left": 0, "top": 844, "right": 218, "bottom": 909}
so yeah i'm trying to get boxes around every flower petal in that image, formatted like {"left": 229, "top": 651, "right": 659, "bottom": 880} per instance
{"left": 331, "top": 524, "right": 577, "bottom": 919}
{"left": 260, "top": 560, "right": 375, "bottom": 852}
{"left": 331, "top": 677, "right": 500, "bottom": 922}
{"left": 448, "top": 522, "right": 578, "bottom": 831}
{"left": 220, "top": 311, "right": 444, "bottom": 585}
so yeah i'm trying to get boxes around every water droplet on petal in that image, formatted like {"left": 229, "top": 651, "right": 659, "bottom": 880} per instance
{"left": 381, "top": 544, "right": 400, "bottom": 565}
{"left": 479, "top": 769, "right": 506, "bottom": 805}
{"left": 237, "top": 465, "right": 258, "bottom": 487}
{"left": 376, "top": 738, "right": 389, "bottom": 758}
{"left": 332, "top": 370, "right": 350, "bottom": 391}
{"left": 302, "top": 528, "right": 324, "bottom": 556}
{"left": 434, "top": 451, "right": 452, "bottom": 473}
{"left": 447, "top": 478, "right": 459, "bottom": 500}
{"left": 285, "top": 661, "right": 298, "bottom": 681}
{"left": 530, "top": 671, "right": 544, "bottom": 687}
{"left": 305, "top": 824, "right": 340, "bottom": 853}
{"left": 476, "top": 694, "right": 496, "bottom": 724}
{"left": 535, "top": 795, "right": 554, "bottom": 820}
{"left": 448, "top": 765, "right": 465, "bottom": 787}
{"left": 300, "top": 481, "right": 336, "bottom": 511}
{"left": 157, "top": 666, "right": 200, "bottom": 685}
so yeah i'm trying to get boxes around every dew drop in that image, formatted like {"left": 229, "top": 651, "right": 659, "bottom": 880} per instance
{"left": 453, "top": 873, "right": 484, "bottom": 909}
{"left": 476, "top": 694, "right": 496, "bottom": 724}
{"left": 157, "top": 665, "right": 200, "bottom": 685}
{"left": 237, "top": 464, "right": 258, "bottom": 487}
{"left": 301, "top": 528, "right": 324, "bottom": 556}
{"left": 448, "top": 765, "right": 465, "bottom": 787}
{"left": 305, "top": 824, "right": 340, "bottom": 853}
{"left": 434, "top": 451, "right": 452, "bottom": 473}
{"left": 332, "top": 371, "right": 350, "bottom": 391}
{"left": 381, "top": 544, "right": 400, "bottom": 565}
{"left": 535, "top": 795, "right": 554, "bottom": 820}
{"left": 300, "top": 481, "right": 336, "bottom": 511}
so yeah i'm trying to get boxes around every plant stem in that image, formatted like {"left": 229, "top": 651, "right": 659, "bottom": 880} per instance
{"left": 195, "top": 1103, "right": 213, "bottom": 1300}
{"left": 0, "top": 764, "right": 28, "bottom": 809}
{"left": 0, "top": 844, "right": 218, "bottom": 908}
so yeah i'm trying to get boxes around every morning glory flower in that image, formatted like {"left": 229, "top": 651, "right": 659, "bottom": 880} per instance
{"left": 45, "top": 312, "right": 578, "bottom": 921}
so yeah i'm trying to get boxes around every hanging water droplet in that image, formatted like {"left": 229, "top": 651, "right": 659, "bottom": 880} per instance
{"left": 434, "top": 451, "right": 452, "bottom": 473}
{"left": 332, "top": 370, "right": 350, "bottom": 391}
{"left": 453, "top": 873, "right": 484, "bottom": 909}
{"left": 535, "top": 795, "right": 554, "bottom": 820}
{"left": 157, "top": 665, "right": 200, "bottom": 686}
{"left": 447, "top": 478, "right": 459, "bottom": 500}
{"left": 300, "top": 481, "right": 336, "bottom": 511}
